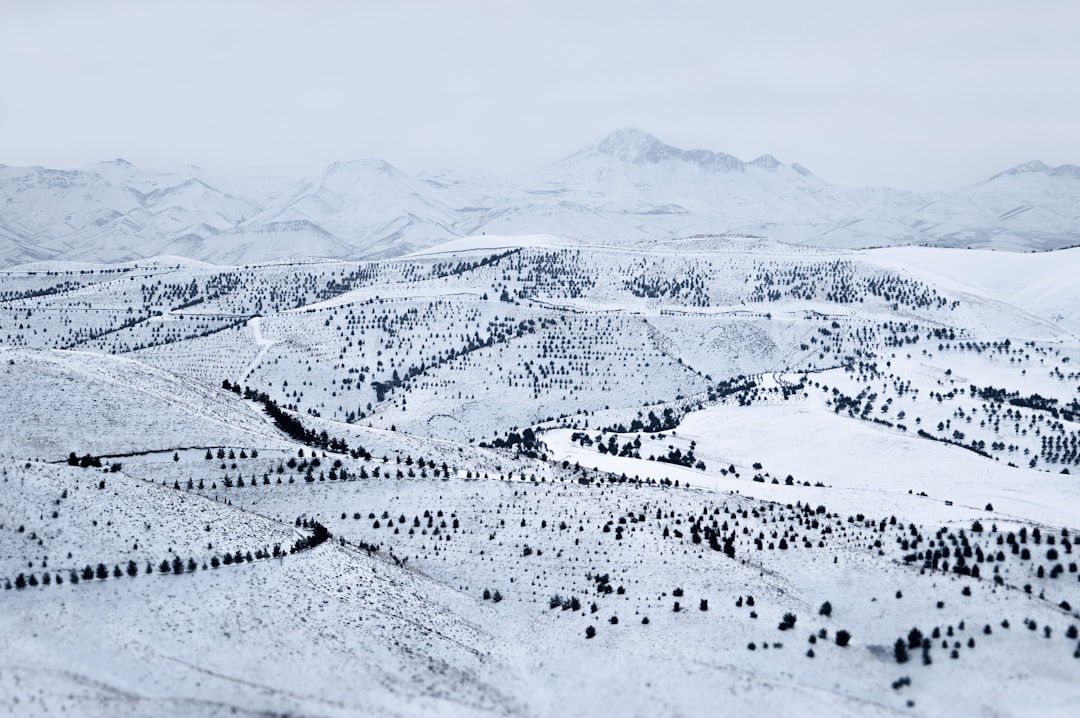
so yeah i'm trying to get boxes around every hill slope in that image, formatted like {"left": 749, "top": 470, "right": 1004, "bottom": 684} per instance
{"left": 3, "top": 240, "right": 1080, "bottom": 716}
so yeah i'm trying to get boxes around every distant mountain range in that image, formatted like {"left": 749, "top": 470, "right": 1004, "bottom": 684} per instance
{"left": 2, "top": 127, "right": 1078, "bottom": 266}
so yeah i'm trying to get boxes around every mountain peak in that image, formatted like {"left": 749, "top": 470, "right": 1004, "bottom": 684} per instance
{"left": 595, "top": 127, "right": 671, "bottom": 163}
{"left": 749, "top": 154, "right": 780, "bottom": 170}
{"left": 83, "top": 158, "right": 136, "bottom": 172}
{"left": 317, "top": 159, "right": 408, "bottom": 190}
{"left": 590, "top": 128, "right": 775, "bottom": 174}
{"left": 327, "top": 158, "right": 397, "bottom": 173}
{"left": 992, "top": 160, "right": 1080, "bottom": 180}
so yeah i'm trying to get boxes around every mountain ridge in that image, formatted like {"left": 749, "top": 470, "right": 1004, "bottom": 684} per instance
{"left": 1, "top": 127, "right": 1077, "bottom": 266}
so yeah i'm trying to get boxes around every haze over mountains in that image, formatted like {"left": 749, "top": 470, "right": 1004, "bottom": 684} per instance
{"left": 1, "top": 127, "right": 1078, "bottom": 267}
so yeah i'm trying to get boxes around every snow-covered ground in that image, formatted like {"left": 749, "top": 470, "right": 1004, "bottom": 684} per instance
{"left": 3, "top": 239, "right": 1079, "bottom": 716}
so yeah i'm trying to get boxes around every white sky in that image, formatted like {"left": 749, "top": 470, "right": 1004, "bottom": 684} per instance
{"left": 1, "top": 1, "right": 1077, "bottom": 190}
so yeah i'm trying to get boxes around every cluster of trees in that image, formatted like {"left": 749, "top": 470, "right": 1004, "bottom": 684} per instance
{"left": 499, "top": 249, "right": 596, "bottom": 301}
{"left": 290, "top": 518, "right": 330, "bottom": 553}
{"left": 4, "top": 544, "right": 285, "bottom": 592}
{"left": 652, "top": 443, "right": 705, "bottom": 471}
{"left": 224, "top": 380, "right": 367, "bottom": 458}
{"left": 598, "top": 434, "right": 640, "bottom": 459}
{"left": 1041, "top": 433, "right": 1080, "bottom": 467}
{"left": 364, "top": 317, "right": 537, "bottom": 405}
{"left": 707, "top": 377, "right": 758, "bottom": 403}
{"left": 623, "top": 271, "right": 711, "bottom": 306}
{"left": 916, "top": 428, "right": 993, "bottom": 459}
{"left": 972, "top": 384, "right": 1078, "bottom": 423}
{"left": 481, "top": 427, "right": 543, "bottom": 458}
{"left": 65, "top": 453, "right": 121, "bottom": 472}
{"left": 746, "top": 260, "right": 958, "bottom": 312}
{"left": 549, "top": 594, "right": 582, "bottom": 611}
{"left": 0, "top": 279, "right": 82, "bottom": 302}
{"left": 67, "top": 452, "right": 102, "bottom": 468}
{"left": 594, "top": 379, "right": 757, "bottom": 446}
{"left": 632, "top": 407, "right": 678, "bottom": 433}
{"left": 314, "top": 266, "right": 382, "bottom": 302}
{"left": 895, "top": 519, "right": 1080, "bottom": 595}
{"left": 61, "top": 310, "right": 158, "bottom": 351}
{"left": 429, "top": 249, "right": 519, "bottom": 279}
{"left": 204, "top": 447, "right": 258, "bottom": 461}
{"left": 195, "top": 450, "right": 454, "bottom": 487}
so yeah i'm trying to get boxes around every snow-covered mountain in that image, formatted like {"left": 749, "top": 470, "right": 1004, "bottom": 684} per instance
{"left": 2, "top": 128, "right": 1078, "bottom": 266}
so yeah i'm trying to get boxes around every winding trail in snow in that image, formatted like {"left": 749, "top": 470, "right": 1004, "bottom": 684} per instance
{"left": 241, "top": 316, "right": 278, "bottom": 382}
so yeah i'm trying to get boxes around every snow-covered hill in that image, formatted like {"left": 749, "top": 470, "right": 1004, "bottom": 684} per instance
{"left": 3, "top": 236, "right": 1080, "bottom": 716}
{"left": 0, "top": 346, "right": 294, "bottom": 459}
{"left": 2, "top": 129, "right": 1078, "bottom": 266}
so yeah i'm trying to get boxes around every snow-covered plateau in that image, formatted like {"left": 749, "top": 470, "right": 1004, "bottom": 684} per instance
{"left": 2, "top": 223, "right": 1080, "bottom": 716}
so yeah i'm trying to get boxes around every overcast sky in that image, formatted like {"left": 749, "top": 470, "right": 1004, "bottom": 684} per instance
{"left": 2, "top": 1, "right": 1077, "bottom": 190}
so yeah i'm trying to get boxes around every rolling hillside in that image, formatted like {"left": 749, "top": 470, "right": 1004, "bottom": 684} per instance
{"left": 3, "top": 238, "right": 1079, "bottom": 717}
